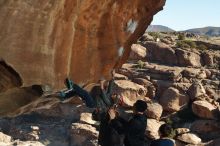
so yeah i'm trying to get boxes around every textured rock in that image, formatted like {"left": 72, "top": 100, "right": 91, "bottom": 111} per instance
{"left": 188, "top": 82, "right": 206, "bottom": 100}
{"left": 7, "top": 140, "right": 45, "bottom": 146}
{"left": 129, "top": 44, "right": 147, "bottom": 60}
{"left": 0, "top": 61, "right": 22, "bottom": 92}
{"left": 0, "top": 132, "right": 12, "bottom": 143}
{"left": 176, "top": 128, "right": 190, "bottom": 135}
{"left": 0, "top": 87, "right": 41, "bottom": 116}
{"left": 176, "top": 49, "right": 202, "bottom": 67}
{"left": 80, "top": 113, "right": 97, "bottom": 125}
{"left": 182, "top": 68, "right": 207, "bottom": 80}
{"left": 146, "top": 102, "right": 163, "bottom": 120}
{"left": 0, "top": 0, "right": 165, "bottom": 89}
{"left": 143, "top": 42, "right": 178, "bottom": 65}
{"left": 132, "top": 78, "right": 156, "bottom": 98}
{"left": 177, "top": 133, "right": 202, "bottom": 145}
{"left": 145, "top": 119, "right": 164, "bottom": 139}
{"left": 71, "top": 123, "right": 98, "bottom": 146}
{"left": 192, "top": 100, "right": 216, "bottom": 119}
{"left": 112, "top": 80, "right": 147, "bottom": 106}
{"left": 202, "top": 52, "right": 214, "bottom": 66}
{"left": 206, "top": 138, "right": 220, "bottom": 146}
{"left": 159, "top": 87, "right": 190, "bottom": 112}
{"left": 191, "top": 120, "right": 220, "bottom": 140}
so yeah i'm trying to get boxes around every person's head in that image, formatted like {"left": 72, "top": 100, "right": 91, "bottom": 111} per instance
{"left": 133, "top": 100, "right": 147, "bottom": 113}
{"left": 159, "top": 124, "right": 173, "bottom": 138}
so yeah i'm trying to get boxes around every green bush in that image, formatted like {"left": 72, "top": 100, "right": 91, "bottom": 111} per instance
{"left": 176, "top": 41, "right": 190, "bottom": 48}
{"left": 178, "top": 33, "right": 185, "bottom": 40}
{"left": 148, "top": 32, "right": 160, "bottom": 41}
{"left": 198, "top": 44, "right": 208, "bottom": 50}
{"left": 137, "top": 60, "right": 145, "bottom": 69}
{"left": 176, "top": 40, "right": 197, "bottom": 49}
{"left": 184, "top": 40, "right": 197, "bottom": 48}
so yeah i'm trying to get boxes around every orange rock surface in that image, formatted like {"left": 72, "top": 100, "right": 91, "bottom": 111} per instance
{"left": 0, "top": 0, "right": 165, "bottom": 89}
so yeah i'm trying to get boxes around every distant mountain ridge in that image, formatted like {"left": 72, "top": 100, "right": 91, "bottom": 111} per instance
{"left": 147, "top": 25, "right": 220, "bottom": 36}
{"left": 146, "top": 25, "right": 175, "bottom": 32}
{"left": 184, "top": 26, "right": 220, "bottom": 36}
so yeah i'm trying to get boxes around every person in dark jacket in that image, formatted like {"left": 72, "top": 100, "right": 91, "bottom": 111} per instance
{"left": 123, "top": 100, "right": 148, "bottom": 146}
{"left": 150, "top": 124, "right": 175, "bottom": 146}
{"left": 102, "top": 100, "right": 148, "bottom": 146}
{"left": 98, "top": 107, "right": 124, "bottom": 146}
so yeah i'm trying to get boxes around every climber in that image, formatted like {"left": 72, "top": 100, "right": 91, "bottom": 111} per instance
{"left": 57, "top": 78, "right": 95, "bottom": 108}
{"left": 99, "top": 100, "right": 148, "bottom": 146}
{"left": 92, "top": 69, "right": 124, "bottom": 121}
{"left": 150, "top": 124, "right": 175, "bottom": 146}
{"left": 57, "top": 69, "right": 121, "bottom": 110}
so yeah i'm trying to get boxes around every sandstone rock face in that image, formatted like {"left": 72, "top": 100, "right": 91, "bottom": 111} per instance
{"left": 191, "top": 120, "right": 220, "bottom": 140}
{"left": 129, "top": 44, "right": 147, "bottom": 60}
{"left": 0, "top": 132, "right": 12, "bottom": 143}
{"left": 0, "top": 0, "right": 165, "bottom": 89}
{"left": 143, "top": 42, "right": 177, "bottom": 65}
{"left": 159, "top": 87, "right": 190, "bottom": 112}
{"left": 113, "top": 80, "right": 147, "bottom": 106}
{"left": 176, "top": 128, "right": 190, "bottom": 135}
{"left": 188, "top": 82, "right": 206, "bottom": 100}
{"left": 0, "top": 87, "right": 41, "bottom": 116}
{"left": 146, "top": 102, "right": 163, "bottom": 120}
{"left": 71, "top": 123, "right": 98, "bottom": 146}
{"left": 202, "top": 52, "right": 214, "bottom": 66}
{"left": 192, "top": 100, "right": 216, "bottom": 119}
{"left": 0, "top": 61, "right": 22, "bottom": 92}
{"left": 145, "top": 119, "right": 164, "bottom": 139}
{"left": 177, "top": 133, "right": 202, "bottom": 145}
{"left": 176, "top": 49, "right": 202, "bottom": 67}
{"left": 132, "top": 78, "right": 156, "bottom": 98}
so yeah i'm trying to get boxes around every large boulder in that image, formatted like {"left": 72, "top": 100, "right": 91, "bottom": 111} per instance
{"left": 146, "top": 102, "right": 163, "bottom": 120}
{"left": 112, "top": 80, "right": 147, "bottom": 106}
{"left": 152, "top": 80, "right": 191, "bottom": 99}
{"left": 182, "top": 68, "right": 207, "bottom": 80}
{"left": 132, "top": 78, "right": 156, "bottom": 98}
{"left": 0, "top": 0, "right": 166, "bottom": 89}
{"left": 8, "top": 95, "right": 92, "bottom": 118}
{"left": 0, "top": 0, "right": 166, "bottom": 116}
{"left": 202, "top": 52, "right": 214, "bottom": 66}
{"left": 192, "top": 100, "right": 217, "bottom": 119}
{"left": 177, "top": 133, "right": 201, "bottom": 145}
{"left": 191, "top": 120, "right": 220, "bottom": 140}
{"left": 145, "top": 119, "right": 164, "bottom": 139}
{"left": 143, "top": 42, "right": 178, "bottom": 65}
{"left": 206, "top": 138, "right": 220, "bottom": 146}
{"left": 176, "top": 49, "right": 202, "bottom": 67}
{"left": 3, "top": 141, "right": 45, "bottom": 146}
{"left": 0, "top": 132, "right": 12, "bottom": 143}
{"left": 70, "top": 123, "right": 98, "bottom": 146}
{"left": 144, "top": 63, "right": 182, "bottom": 81}
{"left": 188, "top": 82, "right": 206, "bottom": 100}
{"left": 0, "top": 87, "right": 41, "bottom": 116}
{"left": 159, "top": 87, "right": 190, "bottom": 112}
{"left": 129, "top": 44, "right": 147, "bottom": 60}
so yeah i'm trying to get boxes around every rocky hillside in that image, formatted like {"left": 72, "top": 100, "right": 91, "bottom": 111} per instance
{"left": 126, "top": 32, "right": 220, "bottom": 145}
{"left": 184, "top": 27, "right": 220, "bottom": 37}
{"left": 0, "top": 32, "right": 220, "bottom": 146}
{"left": 147, "top": 25, "right": 175, "bottom": 32}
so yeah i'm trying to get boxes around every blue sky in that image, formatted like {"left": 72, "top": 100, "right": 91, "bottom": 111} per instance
{"left": 151, "top": 0, "right": 220, "bottom": 31}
